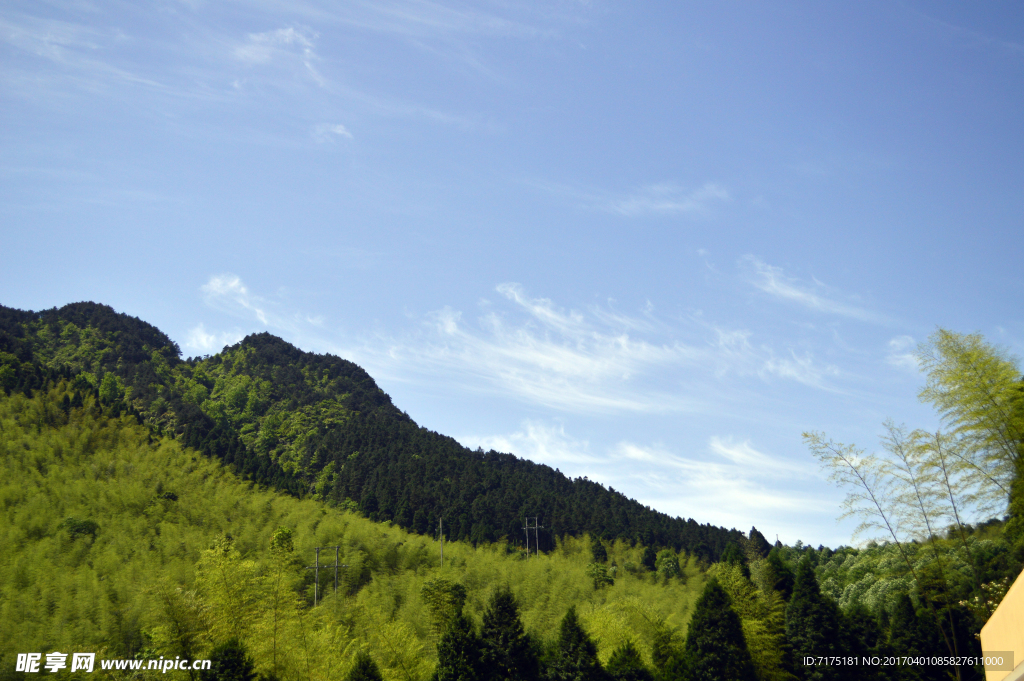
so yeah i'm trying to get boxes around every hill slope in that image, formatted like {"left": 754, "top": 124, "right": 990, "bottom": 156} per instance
{"left": 0, "top": 385, "right": 707, "bottom": 680}
{"left": 0, "top": 301, "right": 743, "bottom": 559}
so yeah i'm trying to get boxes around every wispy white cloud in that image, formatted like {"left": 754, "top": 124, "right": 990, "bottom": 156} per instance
{"left": 184, "top": 323, "right": 244, "bottom": 354}
{"left": 742, "top": 255, "right": 884, "bottom": 323}
{"left": 192, "top": 274, "right": 345, "bottom": 360}
{"left": 343, "top": 282, "right": 841, "bottom": 415}
{"left": 607, "top": 439, "right": 823, "bottom": 530}
{"left": 200, "top": 274, "right": 269, "bottom": 324}
{"left": 0, "top": 15, "right": 165, "bottom": 93}
{"left": 233, "top": 26, "right": 326, "bottom": 86}
{"left": 528, "top": 179, "right": 729, "bottom": 218}
{"left": 234, "top": 27, "right": 315, "bottom": 64}
{"left": 708, "top": 436, "right": 813, "bottom": 477}
{"left": 195, "top": 276, "right": 844, "bottom": 415}
{"left": 457, "top": 421, "right": 822, "bottom": 532}
{"left": 313, "top": 123, "right": 353, "bottom": 141}
{"left": 460, "top": 420, "right": 599, "bottom": 467}
{"left": 886, "top": 335, "right": 920, "bottom": 370}
{"left": 760, "top": 350, "right": 839, "bottom": 389}
{"left": 380, "top": 286, "right": 708, "bottom": 413}
{"left": 314, "top": 0, "right": 556, "bottom": 41}
{"left": 605, "top": 182, "right": 729, "bottom": 217}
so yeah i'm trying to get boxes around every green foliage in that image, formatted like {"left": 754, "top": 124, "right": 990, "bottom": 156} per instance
{"left": 59, "top": 516, "right": 100, "bottom": 539}
{"left": 586, "top": 563, "right": 614, "bottom": 589}
{"left": 917, "top": 330, "right": 1024, "bottom": 491}
{"left": 786, "top": 559, "right": 842, "bottom": 681}
{"left": 421, "top": 579, "right": 468, "bottom": 638}
{"left": 0, "top": 302, "right": 744, "bottom": 559}
{"left": 759, "top": 548, "right": 795, "bottom": 602}
{"left": 432, "top": 614, "right": 482, "bottom": 681}
{"left": 804, "top": 328, "right": 1024, "bottom": 669}
{"left": 654, "top": 550, "right": 681, "bottom": 581}
{"left": 201, "top": 638, "right": 257, "bottom": 681}
{"left": 886, "top": 595, "right": 935, "bottom": 680}
{"left": 269, "top": 527, "right": 294, "bottom": 555}
{"left": 348, "top": 651, "right": 385, "bottom": 681}
{"left": 546, "top": 607, "right": 606, "bottom": 681}
{"left": 480, "top": 587, "right": 539, "bottom": 681}
{"left": 641, "top": 546, "right": 657, "bottom": 572}
{"left": 683, "top": 580, "right": 755, "bottom": 681}
{"left": 0, "top": 385, "right": 710, "bottom": 680}
{"left": 706, "top": 563, "right": 792, "bottom": 681}
{"left": 605, "top": 641, "right": 652, "bottom": 681}
{"left": 747, "top": 527, "right": 772, "bottom": 561}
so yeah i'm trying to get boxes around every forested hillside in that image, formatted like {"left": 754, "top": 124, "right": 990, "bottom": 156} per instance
{"left": 0, "top": 302, "right": 742, "bottom": 560}
{"left": 3, "top": 307, "right": 1023, "bottom": 680}
{"left": 0, "top": 385, "right": 709, "bottom": 681}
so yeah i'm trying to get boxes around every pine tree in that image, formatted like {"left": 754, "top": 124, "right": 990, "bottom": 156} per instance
{"left": 840, "top": 605, "right": 883, "bottom": 681}
{"left": 641, "top": 546, "right": 657, "bottom": 571}
{"left": 655, "top": 650, "right": 694, "bottom": 681}
{"left": 200, "top": 638, "right": 257, "bottom": 681}
{"left": 422, "top": 579, "right": 468, "bottom": 638}
{"left": 480, "top": 587, "right": 539, "bottom": 681}
{"left": 433, "top": 613, "right": 483, "bottom": 681}
{"left": 546, "top": 606, "right": 606, "bottom": 681}
{"left": 765, "top": 547, "right": 795, "bottom": 600}
{"left": 606, "top": 641, "right": 653, "bottom": 681}
{"left": 748, "top": 527, "right": 773, "bottom": 560}
{"left": 684, "top": 580, "right": 755, "bottom": 681}
{"left": 886, "top": 595, "right": 935, "bottom": 681}
{"left": 649, "top": 627, "right": 676, "bottom": 673}
{"left": 785, "top": 558, "right": 841, "bottom": 681}
{"left": 347, "top": 651, "right": 384, "bottom": 681}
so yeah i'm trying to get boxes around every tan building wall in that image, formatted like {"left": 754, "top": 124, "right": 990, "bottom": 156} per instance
{"left": 982, "top": 567, "right": 1024, "bottom": 681}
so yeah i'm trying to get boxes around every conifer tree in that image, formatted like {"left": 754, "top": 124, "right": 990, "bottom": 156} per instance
{"left": 641, "top": 545, "right": 657, "bottom": 571}
{"left": 683, "top": 580, "right": 755, "bottom": 681}
{"left": 546, "top": 606, "right": 606, "bottom": 681}
{"left": 422, "top": 579, "right": 468, "bottom": 638}
{"left": 433, "top": 613, "right": 483, "bottom": 681}
{"left": 649, "top": 627, "right": 676, "bottom": 673}
{"left": 840, "top": 605, "right": 883, "bottom": 681}
{"left": 655, "top": 650, "right": 694, "bottom": 681}
{"left": 886, "top": 595, "right": 935, "bottom": 681}
{"left": 606, "top": 641, "right": 653, "bottom": 681}
{"left": 748, "top": 527, "right": 773, "bottom": 560}
{"left": 480, "top": 586, "right": 539, "bottom": 681}
{"left": 347, "top": 651, "right": 384, "bottom": 681}
{"left": 765, "top": 547, "right": 795, "bottom": 600}
{"left": 201, "top": 638, "right": 257, "bottom": 681}
{"left": 785, "top": 558, "right": 841, "bottom": 681}
{"left": 841, "top": 604, "right": 881, "bottom": 660}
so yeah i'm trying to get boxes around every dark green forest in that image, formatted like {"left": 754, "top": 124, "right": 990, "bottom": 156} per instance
{"left": 2, "top": 302, "right": 1023, "bottom": 681}
{"left": 0, "top": 302, "right": 742, "bottom": 560}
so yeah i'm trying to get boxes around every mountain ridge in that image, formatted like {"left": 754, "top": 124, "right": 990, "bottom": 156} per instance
{"left": 0, "top": 301, "right": 745, "bottom": 560}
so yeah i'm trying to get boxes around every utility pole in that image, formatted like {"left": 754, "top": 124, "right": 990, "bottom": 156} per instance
{"left": 330, "top": 546, "right": 346, "bottom": 596}
{"left": 306, "top": 547, "right": 321, "bottom": 606}
{"left": 439, "top": 517, "right": 444, "bottom": 569}
{"left": 523, "top": 517, "right": 543, "bottom": 558}
{"left": 306, "top": 546, "right": 348, "bottom": 606}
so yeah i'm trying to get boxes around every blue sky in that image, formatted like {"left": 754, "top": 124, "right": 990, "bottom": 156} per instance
{"left": 3, "top": 1, "right": 1023, "bottom": 546}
